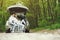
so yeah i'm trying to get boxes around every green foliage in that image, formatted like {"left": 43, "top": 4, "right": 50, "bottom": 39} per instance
{"left": 32, "top": 23, "right": 60, "bottom": 32}
{"left": 38, "top": 19, "right": 48, "bottom": 27}
{"left": 26, "top": 13, "right": 36, "bottom": 28}
{"left": 50, "top": 23, "right": 60, "bottom": 29}
{"left": 0, "top": 0, "right": 60, "bottom": 32}
{"left": 0, "top": 10, "right": 9, "bottom": 32}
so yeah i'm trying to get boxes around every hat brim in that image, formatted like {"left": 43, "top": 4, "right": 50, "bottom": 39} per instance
{"left": 8, "top": 7, "right": 27, "bottom": 13}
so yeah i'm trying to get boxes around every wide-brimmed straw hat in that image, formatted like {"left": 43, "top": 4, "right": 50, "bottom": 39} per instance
{"left": 7, "top": 4, "right": 28, "bottom": 14}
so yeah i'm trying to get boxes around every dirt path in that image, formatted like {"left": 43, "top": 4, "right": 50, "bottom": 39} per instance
{"left": 0, "top": 29, "right": 60, "bottom": 40}
{"left": 0, "top": 33, "right": 60, "bottom": 40}
{"left": 30, "top": 29, "right": 60, "bottom": 34}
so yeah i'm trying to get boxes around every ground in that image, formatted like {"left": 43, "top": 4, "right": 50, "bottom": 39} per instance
{"left": 0, "top": 29, "right": 60, "bottom": 40}
{"left": 30, "top": 29, "right": 60, "bottom": 34}
{"left": 0, "top": 33, "right": 60, "bottom": 40}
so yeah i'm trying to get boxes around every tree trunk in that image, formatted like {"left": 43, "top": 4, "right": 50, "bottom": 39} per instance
{"left": 41, "top": 0, "right": 47, "bottom": 20}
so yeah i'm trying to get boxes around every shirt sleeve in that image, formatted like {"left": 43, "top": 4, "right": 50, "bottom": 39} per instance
{"left": 24, "top": 19, "right": 30, "bottom": 29}
{"left": 5, "top": 20, "right": 11, "bottom": 29}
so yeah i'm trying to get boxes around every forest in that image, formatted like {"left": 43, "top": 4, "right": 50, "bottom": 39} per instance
{"left": 0, "top": 0, "right": 60, "bottom": 32}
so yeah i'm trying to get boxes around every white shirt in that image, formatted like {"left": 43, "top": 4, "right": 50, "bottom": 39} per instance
{"left": 6, "top": 15, "right": 29, "bottom": 33}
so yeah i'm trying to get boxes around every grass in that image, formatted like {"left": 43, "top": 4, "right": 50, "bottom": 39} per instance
{"left": 30, "top": 23, "right": 60, "bottom": 32}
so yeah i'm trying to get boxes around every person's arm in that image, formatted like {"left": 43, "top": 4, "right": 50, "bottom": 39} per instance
{"left": 6, "top": 20, "right": 12, "bottom": 29}
{"left": 25, "top": 20, "right": 30, "bottom": 33}
{"left": 5, "top": 21, "right": 12, "bottom": 33}
{"left": 26, "top": 20, "right": 30, "bottom": 29}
